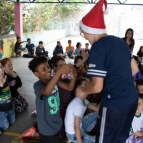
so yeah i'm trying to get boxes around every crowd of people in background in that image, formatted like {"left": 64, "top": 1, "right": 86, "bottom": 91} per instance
{"left": 0, "top": 26, "right": 143, "bottom": 143}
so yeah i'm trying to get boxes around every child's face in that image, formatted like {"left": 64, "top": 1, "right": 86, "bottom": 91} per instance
{"left": 136, "top": 98, "right": 143, "bottom": 115}
{"left": 137, "top": 84, "right": 143, "bottom": 94}
{"left": 80, "top": 79, "right": 89, "bottom": 87}
{"left": 34, "top": 62, "right": 51, "bottom": 80}
{"left": 85, "top": 45, "right": 89, "bottom": 49}
{"left": 54, "top": 60, "right": 66, "bottom": 72}
{"left": 77, "top": 59, "right": 84, "bottom": 69}
{"left": 39, "top": 44, "right": 43, "bottom": 47}
{"left": 17, "top": 38, "right": 21, "bottom": 42}
{"left": 3, "top": 60, "right": 13, "bottom": 74}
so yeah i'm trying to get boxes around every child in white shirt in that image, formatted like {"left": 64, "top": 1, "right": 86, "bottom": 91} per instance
{"left": 126, "top": 94, "right": 143, "bottom": 143}
{"left": 65, "top": 77, "right": 99, "bottom": 143}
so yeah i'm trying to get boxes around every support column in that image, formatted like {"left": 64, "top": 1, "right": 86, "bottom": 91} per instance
{"left": 14, "top": 2, "right": 23, "bottom": 39}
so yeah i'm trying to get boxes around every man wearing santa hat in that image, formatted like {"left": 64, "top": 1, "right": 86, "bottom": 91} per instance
{"left": 76, "top": 0, "right": 139, "bottom": 142}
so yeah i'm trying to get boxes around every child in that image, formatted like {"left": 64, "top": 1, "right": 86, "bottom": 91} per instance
{"left": 14, "top": 37, "right": 26, "bottom": 57}
{"left": 73, "top": 42, "right": 82, "bottom": 57}
{"left": 126, "top": 94, "right": 143, "bottom": 143}
{"left": 28, "top": 56, "right": 75, "bottom": 143}
{"left": 52, "top": 56, "right": 76, "bottom": 138}
{"left": 136, "top": 79, "right": 143, "bottom": 94}
{"left": 65, "top": 40, "right": 75, "bottom": 58}
{"left": 26, "top": 38, "right": 35, "bottom": 55}
{"left": 0, "top": 63, "right": 15, "bottom": 135}
{"left": 74, "top": 56, "right": 87, "bottom": 78}
{"left": 35, "top": 41, "right": 48, "bottom": 57}
{"left": 85, "top": 43, "right": 90, "bottom": 53}
{"left": 137, "top": 46, "right": 143, "bottom": 58}
{"left": 53, "top": 41, "right": 63, "bottom": 56}
{"left": 65, "top": 77, "right": 99, "bottom": 143}
{"left": 1, "top": 58, "right": 28, "bottom": 112}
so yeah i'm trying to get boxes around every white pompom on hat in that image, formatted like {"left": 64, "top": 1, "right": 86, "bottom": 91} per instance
{"left": 80, "top": 0, "right": 108, "bottom": 34}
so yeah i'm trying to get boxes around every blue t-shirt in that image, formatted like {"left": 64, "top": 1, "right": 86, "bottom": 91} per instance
{"left": 26, "top": 44, "right": 35, "bottom": 53}
{"left": 34, "top": 80, "right": 62, "bottom": 135}
{"left": 87, "top": 36, "right": 138, "bottom": 108}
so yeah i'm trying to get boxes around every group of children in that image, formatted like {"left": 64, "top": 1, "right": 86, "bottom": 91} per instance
{"left": 27, "top": 47, "right": 100, "bottom": 143}
{"left": 14, "top": 37, "right": 48, "bottom": 58}
{"left": 0, "top": 36, "right": 143, "bottom": 143}
{"left": 0, "top": 58, "right": 28, "bottom": 135}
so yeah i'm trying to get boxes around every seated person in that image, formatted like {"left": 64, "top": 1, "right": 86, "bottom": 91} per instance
{"left": 65, "top": 77, "right": 99, "bottom": 143}
{"left": 26, "top": 38, "right": 35, "bottom": 55}
{"left": 53, "top": 41, "right": 63, "bottom": 56}
{"left": 66, "top": 40, "right": 75, "bottom": 58}
{"left": 126, "top": 94, "right": 143, "bottom": 143}
{"left": 85, "top": 43, "right": 90, "bottom": 53}
{"left": 35, "top": 41, "right": 48, "bottom": 57}
{"left": 14, "top": 37, "right": 26, "bottom": 57}
{"left": 73, "top": 42, "right": 82, "bottom": 57}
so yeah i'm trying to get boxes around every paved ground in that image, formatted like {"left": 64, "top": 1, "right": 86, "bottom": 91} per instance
{"left": 0, "top": 35, "right": 142, "bottom": 143}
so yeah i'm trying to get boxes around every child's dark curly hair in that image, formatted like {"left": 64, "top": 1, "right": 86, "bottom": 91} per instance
{"left": 28, "top": 56, "right": 47, "bottom": 73}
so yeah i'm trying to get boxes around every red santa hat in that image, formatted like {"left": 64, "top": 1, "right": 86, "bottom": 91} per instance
{"left": 80, "top": 0, "right": 108, "bottom": 34}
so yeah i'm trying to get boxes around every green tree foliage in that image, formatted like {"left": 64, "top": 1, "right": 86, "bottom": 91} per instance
{"left": 23, "top": 0, "right": 85, "bottom": 32}
{"left": 0, "top": 0, "right": 14, "bottom": 35}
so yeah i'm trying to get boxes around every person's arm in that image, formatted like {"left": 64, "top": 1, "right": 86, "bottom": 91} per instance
{"left": 10, "top": 71, "right": 22, "bottom": 88}
{"left": 20, "top": 41, "right": 27, "bottom": 44}
{"left": 74, "top": 117, "right": 83, "bottom": 143}
{"left": 41, "top": 64, "right": 73, "bottom": 96}
{"left": 134, "top": 131, "right": 143, "bottom": 137}
{"left": 66, "top": 47, "right": 68, "bottom": 53}
{"left": 58, "top": 67, "right": 77, "bottom": 91}
{"left": 76, "top": 77, "right": 103, "bottom": 96}
{"left": 61, "top": 47, "right": 64, "bottom": 54}
{"left": 131, "top": 58, "right": 139, "bottom": 76}
{"left": 87, "top": 103, "right": 100, "bottom": 112}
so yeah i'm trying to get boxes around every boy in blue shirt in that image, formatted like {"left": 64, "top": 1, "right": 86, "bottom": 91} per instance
{"left": 26, "top": 38, "right": 35, "bottom": 55}
{"left": 77, "top": 0, "right": 139, "bottom": 143}
{"left": 28, "top": 56, "right": 76, "bottom": 143}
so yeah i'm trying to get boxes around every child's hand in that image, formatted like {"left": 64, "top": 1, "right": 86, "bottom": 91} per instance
{"left": 58, "top": 64, "right": 73, "bottom": 75}
{"left": 0, "top": 75, "right": 7, "bottom": 87}
{"left": 10, "top": 71, "right": 17, "bottom": 78}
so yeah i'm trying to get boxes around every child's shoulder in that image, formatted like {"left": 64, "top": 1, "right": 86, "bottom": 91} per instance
{"left": 34, "top": 80, "right": 43, "bottom": 88}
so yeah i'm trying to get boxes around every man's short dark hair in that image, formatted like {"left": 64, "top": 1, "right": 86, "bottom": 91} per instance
{"left": 68, "top": 40, "right": 71, "bottom": 43}
{"left": 136, "top": 79, "right": 143, "bottom": 86}
{"left": 85, "top": 43, "right": 89, "bottom": 45}
{"left": 28, "top": 56, "right": 47, "bottom": 73}
{"left": 57, "top": 41, "right": 60, "bottom": 44}
{"left": 39, "top": 41, "right": 43, "bottom": 44}
{"left": 17, "top": 37, "right": 20, "bottom": 40}
{"left": 27, "top": 38, "right": 31, "bottom": 41}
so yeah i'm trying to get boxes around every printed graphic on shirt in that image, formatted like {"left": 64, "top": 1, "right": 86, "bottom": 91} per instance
{"left": 47, "top": 86, "right": 60, "bottom": 115}
{"left": 0, "top": 85, "right": 11, "bottom": 103}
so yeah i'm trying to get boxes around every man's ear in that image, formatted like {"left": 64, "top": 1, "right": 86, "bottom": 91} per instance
{"left": 34, "top": 71, "right": 39, "bottom": 78}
